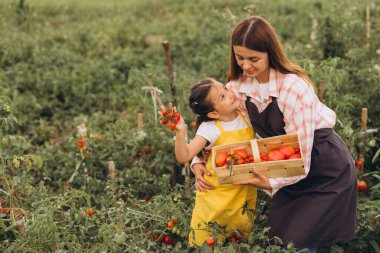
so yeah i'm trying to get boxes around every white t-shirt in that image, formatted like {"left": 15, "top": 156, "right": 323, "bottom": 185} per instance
{"left": 191, "top": 114, "right": 251, "bottom": 166}
{"left": 196, "top": 114, "right": 251, "bottom": 149}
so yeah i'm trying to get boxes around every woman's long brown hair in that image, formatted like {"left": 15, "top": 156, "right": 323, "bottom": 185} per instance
{"left": 227, "top": 16, "right": 312, "bottom": 84}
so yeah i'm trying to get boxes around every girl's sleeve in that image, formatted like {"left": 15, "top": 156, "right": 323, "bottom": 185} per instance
{"left": 266, "top": 80, "right": 318, "bottom": 196}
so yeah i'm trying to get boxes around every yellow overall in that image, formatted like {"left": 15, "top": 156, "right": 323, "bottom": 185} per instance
{"left": 189, "top": 113, "right": 257, "bottom": 247}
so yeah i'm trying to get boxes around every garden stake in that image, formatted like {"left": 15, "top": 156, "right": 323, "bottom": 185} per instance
{"left": 366, "top": 3, "right": 371, "bottom": 49}
{"left": 162, "top": 41, "right": 177, "bottom": 106}
{"left": 107, "top": 160, "right": 116, "bottom": 180}
{"left": 225, "top": 7, "right": 236, "bottom": 23}
{"left": 138, "top": 113, "right": 144, "bottom": 129}
{"left": 359, "top": 108, "right": 368, "bottom": 174}
{"left": 310, "top": 16, "right": 318, "bottom": 43}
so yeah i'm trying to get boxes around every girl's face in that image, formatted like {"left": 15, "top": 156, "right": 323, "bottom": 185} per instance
{"left": 207, "top": 81, "right": 240, "bottom": 117}
{"left": 233, "top": 45, "right": 270, "bottom": 83}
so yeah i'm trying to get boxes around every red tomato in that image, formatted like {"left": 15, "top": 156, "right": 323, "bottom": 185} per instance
{"left": 278, "top": 145, "right": 295, "bottom": 158}
{"left": 216, "top": 151, "right": 228, "bottom": 167}
{"left": 232, "top": 152, "right": 243, "bottom": 160}
{"left": 237, "top": 158, "right": 245, "bottom": 165}
{"left": 288, "top": 153, "right": 301, "bottom": 159}
{"left": 260, "top": 152, "right": 269, "bottom": 161}
{"left": 355, "top": 160, "right": 363, "bottom": 168}
{"left": 167, "top": 221, "right": 174, "bottom": 229}
{"left": 169, "top": 123, "right": 177, "bottom": 131}
{"left": 206, "top": 237, "right": 215, "bottom": 246}
{"left": 357, "top": 180, "right": 367, "bottom": 192}
{"left": 159, "top": 235, "right": 165, "bottom": 243}
{"left": 164, "top": 236, "right": 172, "bottom": 245}
{"left": 294, "top": 147, "right": 300, "bottom": 153}
{"left": 87, "top": 208, "right": 94, "bottom": 216}
{"left": 268, "top": 149, "right": 286, "bottom": 161}
{"left": 247, "top": 155, "right": 254, "bottom": 163}
{"left": 235, "top": 149, "right": 248, "bottom": 159}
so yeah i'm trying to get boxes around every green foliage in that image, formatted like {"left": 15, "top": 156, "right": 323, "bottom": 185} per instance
{"left": 0, "top": 0, "right": 379, "bottom": 252}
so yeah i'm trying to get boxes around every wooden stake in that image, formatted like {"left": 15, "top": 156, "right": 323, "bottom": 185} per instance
{"left": 162, "top": 41, "right": 177, "bottom": 105}
{"left": 225, "top": 7, "right": 236, "bottom": 22}
{"left": 361, "top": 108, "right": 368, "bottom": 130}
{"left": 107, "top": 161, "right": 116, "bottom": 180}
{"left": 359, "top": 108, "right": 368, "bottom": 174}
{"left": 250, "top": 5, "right": 257, "bottom": 16}
{"left": 138, "top": 113, "right": 144, "bottom": 129}
{"left": 151, "top": 0, "right": 158, "bottom": 17}
{"left": 366, "top": 3, "right": 371, "bottom": 49}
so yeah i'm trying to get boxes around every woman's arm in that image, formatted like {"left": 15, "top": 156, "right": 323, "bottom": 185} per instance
{"left": 174, "top": 118, "right": 208, "bottom": 164}
{"left": 267, "top": 78, "right": 319, "bottom": 195}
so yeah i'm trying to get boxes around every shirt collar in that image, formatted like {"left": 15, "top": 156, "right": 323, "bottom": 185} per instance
{"left": 238, "top": 68, "right": 280, "bottom": 99}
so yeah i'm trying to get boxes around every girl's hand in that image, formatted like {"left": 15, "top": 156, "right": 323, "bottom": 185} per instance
{"left": 175, "top": 116, "right": 187, "bottom": 132}
{"left": 193, "top": 163, "right": 214, "bottom": 192}
{"left": 233, "top": 169, "right": 272, "bottom": 190}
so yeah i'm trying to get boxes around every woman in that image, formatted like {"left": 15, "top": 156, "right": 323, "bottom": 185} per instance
{"left": 192, "top": 16, "right": 357, "bottom": 251}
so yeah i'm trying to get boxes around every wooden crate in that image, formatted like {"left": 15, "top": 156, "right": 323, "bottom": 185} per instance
{"left": 212, "top": 134, "right": 305, "bottom": 185}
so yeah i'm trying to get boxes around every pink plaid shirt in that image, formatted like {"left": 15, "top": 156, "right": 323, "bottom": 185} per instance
{"left": 227, "top": 68, "right": 336, "bottom": 196}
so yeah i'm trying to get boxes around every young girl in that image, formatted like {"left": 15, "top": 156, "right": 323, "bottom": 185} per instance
{"left": 165, "top": 78, "right": 257, "bottom": 247}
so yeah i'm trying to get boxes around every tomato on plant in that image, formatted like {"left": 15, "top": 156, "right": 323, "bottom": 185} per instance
{"left": 357, "top": 180, "right": 367, "bottom": 192}
{"left": 170, "top": 123, "right": 177, "bottom": 131}
{"left": 164, "top": 236, "right": 172, "bottom": 245}
{"left": 206, "top": 237, "right": 215, "bottom": 246}
{"left": 87, "top": 208, "right": 94, "bottom": 216}
{"left": 355, "top": 160, "right": 363, "bottom": 168}
{"left": 167, "top": 221, "right": 174, "bottom": 229}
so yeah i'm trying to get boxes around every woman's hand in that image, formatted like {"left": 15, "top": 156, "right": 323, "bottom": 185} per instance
{"left": 234, "top": 169, "right": 272, "bottom": 190}
{"left": 192, "top": 163, "right": 214, "bottom": 192}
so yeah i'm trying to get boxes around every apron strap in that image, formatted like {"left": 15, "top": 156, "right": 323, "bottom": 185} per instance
{"left": 237, "top": 111, "right": 251, "bottom": 129}
{"left": 215, "top": 119, "right": 225, "bottom": 133}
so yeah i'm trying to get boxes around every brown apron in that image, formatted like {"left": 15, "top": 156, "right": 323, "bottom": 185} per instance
{"left": 246, "top": 97, "right": 357, "bottom": 248}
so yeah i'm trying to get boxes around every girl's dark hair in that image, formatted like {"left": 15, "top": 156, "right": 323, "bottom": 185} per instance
{"left": 189, "top": 78, "right": 216, "bottom": 132}
{"left": 227, "top": 16, "right": 312, "bottom": 85}
{"left": 189, "top": 78, "right": 216, "bottom": 158}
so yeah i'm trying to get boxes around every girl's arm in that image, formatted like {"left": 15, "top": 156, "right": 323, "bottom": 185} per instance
{"left": 175, "top": 117, "right": 208, "bottom": 164}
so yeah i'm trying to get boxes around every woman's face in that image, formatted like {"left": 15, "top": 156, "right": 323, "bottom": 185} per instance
{"left": 233, "top": 45, "right": 270, "bottom": 83}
